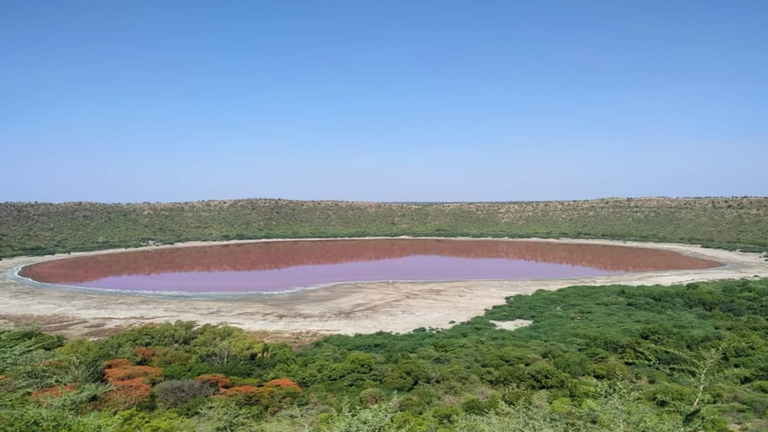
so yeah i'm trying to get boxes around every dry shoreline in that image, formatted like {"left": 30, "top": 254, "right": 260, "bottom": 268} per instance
{"left": 1, "top": 237, "right": 767, "bottom": 338}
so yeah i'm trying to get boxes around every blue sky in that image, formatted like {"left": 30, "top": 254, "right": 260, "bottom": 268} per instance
{"left": 1, "top": 0, "right": 766, "bottom": 203}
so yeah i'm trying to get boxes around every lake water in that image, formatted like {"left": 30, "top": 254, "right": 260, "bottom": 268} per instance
{"left": 20, "top": 239, "right": 720, "bottom": 294}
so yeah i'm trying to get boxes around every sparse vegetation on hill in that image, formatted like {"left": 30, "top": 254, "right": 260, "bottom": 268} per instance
{"left": 1, "top": 197, "right": 767, "bottom": 258}
{"left": 2, "top": 278, "right": 768, "bottom": 431}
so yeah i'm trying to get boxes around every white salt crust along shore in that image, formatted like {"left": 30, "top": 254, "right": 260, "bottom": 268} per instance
{"left": 1, "top": 237, "right": 766, "bottom": 338}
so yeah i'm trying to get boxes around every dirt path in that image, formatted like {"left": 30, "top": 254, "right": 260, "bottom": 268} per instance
{"left": 1, "top": 237, "right": 766, "bottom": 338}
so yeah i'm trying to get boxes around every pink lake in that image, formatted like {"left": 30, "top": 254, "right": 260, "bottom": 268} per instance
{"left": 20, "top": 239, "right": 721, "bottom": 294}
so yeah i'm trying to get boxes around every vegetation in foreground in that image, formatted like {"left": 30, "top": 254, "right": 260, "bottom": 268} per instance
{"left": 2, "top": 197, "right": 768, "bottom": 259}
{"left": 2, "top": 278, "right": 768, "bottom": 431}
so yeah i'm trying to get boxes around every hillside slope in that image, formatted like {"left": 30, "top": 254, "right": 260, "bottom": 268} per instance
{"left": 1, "top": 197, "right": 767, "bottom": 258}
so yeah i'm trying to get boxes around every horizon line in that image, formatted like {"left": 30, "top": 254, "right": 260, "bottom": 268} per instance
{"left": 2, "top": 195, "right": 767, "bottom": 206}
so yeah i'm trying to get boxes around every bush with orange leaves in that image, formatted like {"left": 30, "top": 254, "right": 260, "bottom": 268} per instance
{"left": 265, "top": 378, "right": 301, "bottom": 391}
{"left": 218, "top": 384, "right": 262, "bottom": 397}
{"left": 31, "top": 383, "right": 80, "bottom": 400}
{"left": 215, "top": 378, "right": 302, "bottom": 413}
{"left": 104, "top": 378, "right": 152, "bottom": 410}
{"left": 195, "top": 373, "right": 232, "bottom": 390}
{"left": 217, "top": 385, "right": 272, "bottom": 405}
{"left": 134, "top": 346, "right": 158, "bottom": 364}
{"left": 104, "top": 363, "right": 161, "bottom": 385}
{"left": 102, "top": 358, "right": 162, "bottom": 409}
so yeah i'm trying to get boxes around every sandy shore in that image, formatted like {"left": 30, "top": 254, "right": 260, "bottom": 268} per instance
{"left": 1, "top": 237, "right": 766, "bottom": 338}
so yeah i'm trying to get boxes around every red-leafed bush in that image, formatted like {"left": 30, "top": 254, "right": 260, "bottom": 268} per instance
{"left": 216, "top": 385, "right": 274, "bottom": 405}
{"left": 216, "top": 379, "right": 302, "bottom": 413}
{"left": 195, "top": 373, "right": 232, "bottom": 390}
{"left": 265, "top": 378, "right": 301, "bottom": 391}
{"left": 104, "top": 364, "right": 161, "bottom": 384}
{"left": 134, "top": 347, "right": 157, "bottom": 363}
{"left": 102, "top": 358, "right": 162, "bottom": 409}
{"left": 105, "top": 378, "right": 152, "bottom": 409}
{"left": 31, "top": 383, "right": 79, "bottom": 400}
{"left": 218, "top": 385, "right": 263, "bottom": 397}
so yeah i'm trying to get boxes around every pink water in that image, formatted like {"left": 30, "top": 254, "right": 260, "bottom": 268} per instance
{"left": 75, "top": 256, "right": 616, "bottom": 292}
{"left": 21, "top": 239, "right": 720, "bottom": 294}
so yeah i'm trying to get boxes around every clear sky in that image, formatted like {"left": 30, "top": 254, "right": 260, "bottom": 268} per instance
{"left": 1, "top": 1, "right": 766, "bottom": 203}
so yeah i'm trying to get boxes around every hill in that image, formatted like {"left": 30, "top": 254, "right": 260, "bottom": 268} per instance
{"left": 1, "top": 197, "right": 767, "bottom": 259}
{"left": 3, "top": 278, "right": 768, "bottom": 430}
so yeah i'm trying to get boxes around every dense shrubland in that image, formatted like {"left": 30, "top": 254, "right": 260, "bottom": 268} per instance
{"left": 2, "top": 278, "right": 768, "bottom": 431}
{"left": 1, "top": 197, "right": 768, "bottom": 258}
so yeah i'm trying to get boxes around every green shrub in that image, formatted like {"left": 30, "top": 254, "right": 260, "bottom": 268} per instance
{"left": 153, "top": 379, "right": 215, "bottom": 408}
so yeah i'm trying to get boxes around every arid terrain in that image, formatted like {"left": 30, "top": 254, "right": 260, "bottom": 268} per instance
{"left": 2, "top": 237, "right": 766, "bottom": 338}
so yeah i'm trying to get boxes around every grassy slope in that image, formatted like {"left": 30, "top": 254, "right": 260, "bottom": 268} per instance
{"left": 1, "top": 197, "right": 767, "bottom": 258}
{"left": 3, "top": 278, "right": 768, "bottom": 430}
